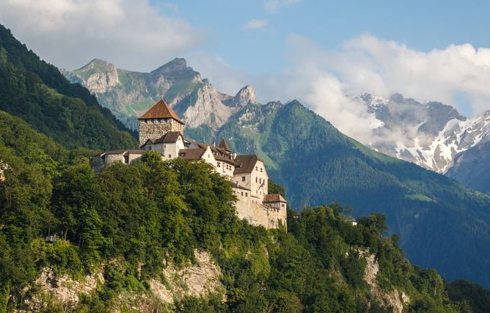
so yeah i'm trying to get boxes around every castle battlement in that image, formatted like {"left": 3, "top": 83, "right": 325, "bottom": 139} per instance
{"left": 90, "top": 99, "right": 287, "bottom": 230}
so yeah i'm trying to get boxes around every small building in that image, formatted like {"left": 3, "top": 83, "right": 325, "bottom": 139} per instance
{"left": 234, "top": 154, "right": 268, "bottom": 198}
{"left": 90, "top": 150, "right": 146, "bottom": 173}
{"left": 141, "top": 131, "right": 189, "bottom": 160}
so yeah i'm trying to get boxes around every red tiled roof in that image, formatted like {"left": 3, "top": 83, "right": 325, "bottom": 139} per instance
{"left": 138, "top": 99, "right": 184, "bottom": 124}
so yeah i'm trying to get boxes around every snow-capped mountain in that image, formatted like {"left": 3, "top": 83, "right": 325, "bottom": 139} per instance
{"left": 358, "top": 93, "right": 490, "bottom": 173}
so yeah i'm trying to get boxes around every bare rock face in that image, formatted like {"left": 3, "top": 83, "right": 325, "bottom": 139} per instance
{"left": 229, "top": 85, "right": 256, "bottom": 107}
{"left": 180, "top": 82, "right": 237, "bottom": 129}
{"left": 78, "top": 59, "right": 120, "bottom": 93}
{"left": 21, "top": 267, "right": 104, "bottom": 311}
{"left": 150, "top": 250, "right": 224, "bottom": 304}
{"left": 360, "top": 249, "right": 409, "bottom": 313}
{"left": 63, "top": 58, "right": 256, "bottom": 132}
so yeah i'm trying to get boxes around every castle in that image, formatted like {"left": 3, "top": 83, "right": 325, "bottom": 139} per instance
{"left": 90, "top": 99, "right": 287, "bottom": 230}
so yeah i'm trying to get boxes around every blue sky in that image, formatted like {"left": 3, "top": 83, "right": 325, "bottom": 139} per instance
{"left": 154, "top": 0, "right": 490, "bottom": 73}
{"left": 1, "top": 0, "right": 490, "bottom": 140}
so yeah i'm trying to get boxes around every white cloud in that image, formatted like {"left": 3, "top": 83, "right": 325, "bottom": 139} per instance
{"left": 242, "top": 19, "right": 268, "bottom": 30}
{"left": 187, "top": 53, "right": 253, "bottom": 97}
{"left": 0, "top": 0, "right": 203, "bottom": 71}
{"left": 264, "top": 0, "right": 303, "bottom": 12}
{"left": 195, "top": 33, "right": 490, "bottom": 146}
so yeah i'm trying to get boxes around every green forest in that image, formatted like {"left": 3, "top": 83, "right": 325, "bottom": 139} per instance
{"left": 0, "top": 25, "right": 137, "bottom": 150}
{"left": 1, "top": 110, "right": 490, "bottom": 312}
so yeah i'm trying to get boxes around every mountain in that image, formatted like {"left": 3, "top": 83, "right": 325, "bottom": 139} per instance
{"left": 446, "top": 140, "right": 490, "bottom": 195}
{"left": 62, "top": 58, "right": 255, "bottom": 131}
{"left": 357, "top": 94, "right": 490, "bottom": 173}
{"left": 65, "top": 57, "right": 490, "bottom": 287}
{"left": 0, "top": 25, "right": 137, "bottom": 150}
{"left": 0, "top": 112, "right": 486, "bottom": 312}
{"left": 64, "top": 57, "right": 490, "bottom": 177}
{"left": 215, "top": 100, "right": 490, "bottom": 288}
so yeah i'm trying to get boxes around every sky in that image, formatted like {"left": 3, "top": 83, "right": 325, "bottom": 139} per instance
{"left": 1, "top": 0, "right": 490, "bottom": 142}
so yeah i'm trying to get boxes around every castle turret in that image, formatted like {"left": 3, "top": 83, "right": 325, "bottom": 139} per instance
{"left": 138, "top": 99, "right": 185, "bottom": 147}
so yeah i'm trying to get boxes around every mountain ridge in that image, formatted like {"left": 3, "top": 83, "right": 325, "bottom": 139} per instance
{"left": 63, "top": 58, "right": 254, "bottom": 132}
{"left": 358, "top": 93, "right": 490, "bottom": 174}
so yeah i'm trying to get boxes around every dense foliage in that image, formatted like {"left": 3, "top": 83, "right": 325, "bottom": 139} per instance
{"left": 215, "top": 101, "right": 490, "bottom": 288}
{"left": 1, "top": 112, "right": 488, "bottom": 312}
{"left": 0, "top": 24, "right": 137, "bottom": 150}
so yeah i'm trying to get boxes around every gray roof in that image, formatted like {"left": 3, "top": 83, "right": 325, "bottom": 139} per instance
{"left": 95, "top": 150, "right": 146, "bottom": 157}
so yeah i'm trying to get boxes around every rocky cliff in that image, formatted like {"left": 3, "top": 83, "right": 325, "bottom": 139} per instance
{"left": 16, "top": 250, "right": 223, "bottom": 312}
{"left": 62, "top": 58, "right": 253, "bottom": 131}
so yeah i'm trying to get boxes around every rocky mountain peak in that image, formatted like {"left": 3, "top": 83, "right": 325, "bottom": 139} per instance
{"left": 152, "top": 57, "right": 189, "bottom": 75}
{"left": 229, "top": 85, "right": 256, "bottom": 107}
{"left": 81, "top": 58, "right": 115, "bottom": 71}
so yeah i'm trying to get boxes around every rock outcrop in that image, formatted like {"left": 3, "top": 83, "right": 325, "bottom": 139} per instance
{"left": 149, "top": 250, "right": 223, "bottom": 304}
{"left": 360, "top": 250, "right": 409, "bottom": 313}
{"left": 19, "top": 250, "right": 222, "bottom": 312}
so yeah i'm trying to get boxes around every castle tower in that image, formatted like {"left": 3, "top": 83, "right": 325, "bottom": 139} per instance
{"left": 138, "top": 99, "right": 185, "bottom": 146}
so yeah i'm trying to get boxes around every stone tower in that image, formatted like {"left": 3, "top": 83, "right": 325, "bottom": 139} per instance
{"left": 138, "top": 99, "right": 185, "bottom": 146}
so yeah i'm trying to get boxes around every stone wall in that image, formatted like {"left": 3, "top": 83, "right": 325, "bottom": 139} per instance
{"left": 89, "top": 152, "right": 145, "bottom": 173}
{"left": 266, "top": 204, "right": 287, "bottom": 230}
{"left": 233, "top": 188, "right": 285, "bottom": 229}
{"left": 138, "top": 118, "right": 184, "bottom": 146}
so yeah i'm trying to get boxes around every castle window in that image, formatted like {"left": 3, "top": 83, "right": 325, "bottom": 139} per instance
{"left": 245, "top": 192, "right": 248, "bottom": 196}
{"left": 256, "top": 166, "right": 258, "bottom": 171}
{"left": 217, "top": 162, "right": 221, "bottom": 167}
{"left": 241, "top": 192, "right": 243, "bottom": 196}
{"left": 242, "top": 176, "right": 246, "bottom": 182}
{"left": 260, "top": 168, "right": 263, "bottom": 172}
{"left": 256, "top": 177, "right": 258, "bottom": 183}
{"left": 149, "top": 146, "right": 152, "bottom": 151}
{"left": 168, "top": 154, "right": 171, "bottom": 158}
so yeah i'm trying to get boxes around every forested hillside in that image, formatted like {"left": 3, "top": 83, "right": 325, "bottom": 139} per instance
{"left": 215, "top": 101, "right": 490, "bottom": 288}
{"left": 447, "top": 141, "right": 490, "bottom": 195}
{"left": 0, "top": 25, "right": 137, "bottom": 150}
{"left": 1, "top": 110, "right": 487, "bottom": 312}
